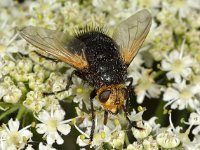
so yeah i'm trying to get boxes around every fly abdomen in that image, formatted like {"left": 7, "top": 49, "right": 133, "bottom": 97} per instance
{"left": 73, "top": 28, "right": 127, "bottom": 87}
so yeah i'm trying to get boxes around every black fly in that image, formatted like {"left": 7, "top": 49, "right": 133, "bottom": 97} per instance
{"left": 19, "top": 9, "right": 152, "bottom": 141}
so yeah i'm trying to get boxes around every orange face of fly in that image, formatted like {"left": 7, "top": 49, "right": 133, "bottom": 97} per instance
{"left": 96, "top": 84, "right": 128, "bottom": 114}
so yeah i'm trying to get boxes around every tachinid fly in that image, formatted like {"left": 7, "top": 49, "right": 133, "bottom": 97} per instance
{"left": 19, "top": 9, "right": 152, "bottom": 141}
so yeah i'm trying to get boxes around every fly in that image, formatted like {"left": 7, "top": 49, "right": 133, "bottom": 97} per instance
{"left": 19, "top": 9, "right": 152, "bottom": 141}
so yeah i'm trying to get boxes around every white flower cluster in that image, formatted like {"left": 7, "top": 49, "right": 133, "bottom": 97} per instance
{"left": 0, "top": 0, "right": 200, "bottom": 149}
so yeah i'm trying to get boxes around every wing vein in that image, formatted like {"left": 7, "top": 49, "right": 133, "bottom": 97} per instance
{"left": 20, "top": 26, "right": 88, "bottom": 69}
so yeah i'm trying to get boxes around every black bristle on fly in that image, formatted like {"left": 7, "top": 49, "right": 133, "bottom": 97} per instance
{"left": 73, "top": 25, "right": 108, "bottom": 38}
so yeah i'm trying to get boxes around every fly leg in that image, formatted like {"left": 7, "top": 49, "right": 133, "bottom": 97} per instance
{"left": 89, "top": 90, "right": 96, "bottom": 142}
{"left": 44, "top": 70, "right": 78, "bottom": 96}
{"left": 104, "top": 111, "right": 108, "bottom": 125}
{"left": 124, "top": 78, "right": 143, "bottom": 130}
{"left": 126, "top": 77, "right": 134, "bottom": 112}
{"left": 122, "top": 105, "right": 143, "bottom": 130}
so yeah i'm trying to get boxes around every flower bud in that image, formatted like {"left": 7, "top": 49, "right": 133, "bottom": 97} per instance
{"left": 127, "top": 142, "right": 143, "bottom": 150}
{"left": 156, "top": 132, "right": 180, "bottom": 148}
{"left": 3, "top": 86, "right": 22, "bottom": 103}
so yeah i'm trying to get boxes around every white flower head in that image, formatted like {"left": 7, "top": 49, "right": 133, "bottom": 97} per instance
{"left": 0, "top": 119, "right": 32, "bottom": 150}
{"left": 156, "top": 112, "right": 181, "bottom": 149}
{"left": 134, "top": 69, "right": 161, "bottom": 103}
{"left": 75, "top": 117, "right": 111, "bottom": 148}
{"left": 163, "top": 80, "right": 199, "bottom": 110}
{"left": 71, "top": 77, "right": 93, "bottom": 109}
{"left": 156, "top": 131, "right": 180, "bottom": 149}
{"left": 35, "top": 108, "right": 71, "bottom": 145}
{"left": 161, "top": 42, "right": 194, "bottom": 83}
{"left": 75, "top": 110, "right": 125, "bottom": 148}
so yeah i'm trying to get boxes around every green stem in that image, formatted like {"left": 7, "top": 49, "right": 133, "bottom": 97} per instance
{"left": 17, "top": 105, "right": 26, "bottom": 120}
{"left": 153, "top": 70, "right": 165, "bottom": 79}
{"left": 0, "top": 102, "right": 13, "bottom": 108}
{"left": 125, "top": 132, "right": 130, "bottom": 146}
{"left": 0, "top": 106, "right": 19, "bottom": 121}
{"left": 154, "top": 99, "right": 167, "bottom": 124}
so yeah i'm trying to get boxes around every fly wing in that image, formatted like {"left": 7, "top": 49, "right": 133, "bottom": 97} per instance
{"left": 112, "top": 9, "right": 152, "bottom": 66}
{"left": 19, "top": 26, "right": 88, "bottom": 69}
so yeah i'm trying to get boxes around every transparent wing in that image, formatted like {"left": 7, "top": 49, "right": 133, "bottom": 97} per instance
{"left": 112, "top": 9, "right": 152, "bottom": 65}
{"left": 19, "top": 26, "right": 88, "bottom": 69}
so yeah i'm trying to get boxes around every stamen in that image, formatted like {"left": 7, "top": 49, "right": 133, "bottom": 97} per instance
{"left": 74, "top": 122, "right": 89, "bottom": 138}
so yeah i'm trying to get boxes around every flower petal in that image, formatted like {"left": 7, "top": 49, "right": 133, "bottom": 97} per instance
{"left": 163, "top": 87, "right": 179, "bottom": 101}
{"left": 57, "top": 124, "right": 71, "bottom": 135}
{"left": 46, "top": 133, "right": 56, "bottom": 145}
{"left": 38, "top": 110, "right": 50, "bottom": 122}
{"left": 36, "top": 124, "right": 47, "bottom": 134}
{"left": 8, "top": 119, "right": 19, "bottom": 132}
{"left": 54, "top": 109, "right": 65, "bottom": 121}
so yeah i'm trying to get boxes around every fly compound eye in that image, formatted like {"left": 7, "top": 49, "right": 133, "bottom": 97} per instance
{"left": 99, "top": 90, "right": 111, "bottom": 103}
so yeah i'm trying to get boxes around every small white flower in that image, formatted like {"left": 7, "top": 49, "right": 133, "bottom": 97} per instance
{"left": 16, "top": 58, "right": 33, "bottom": 73}
{"left": 35, "top": 108, "right": 71, "bottom": 145}
{"left": 39, "top": 142, "right": 56, "bottom": 150}
{"left": 163, "top": 80, "right": 199, "bottom": 110}
{"left": 163, "top": 0, "right": 189, "bottom": 18}
{"left": 188, "top": 0, "right": 200, "bottom": 10}
{"left": 137, "top": 0, "right": 160, "bottom": 8}
{"left": 129, "top": 141, "right": 143, "bottom": 150}
{"left": 110, "top": 131, "right": 125, "bottom": 149}
{"left": 132, "top": 121, "right": 152, "bottom": 139}
{"left": 1, "top": 60, "right": 15, "bottom": 77}
{"left": 25, "top": 144, "right": 34, "bottom": 150}
{"left": 75, "top": 111, "right": 125, "bottom": 148}
{"left": 0, "top": 119, "right": 32, "bottom": 150}
{"left": 127, "top": 144, "right": 135, "bottom": 150}
{"left": 76, "top": 121, "right": 112, "bottom": 148}
{"left": 71, "top": 77, "right": 93, "bottom": 109}
{"left": 76, "top": 135, "right": 90, "bottom": 147}
{"left": 156, "top": 131, "right": 180, "bottom": 148}
{"left": 143, "top": 136, "right": 159, "bottom": 150}
{"left": 156, "top": 113, "right": 181, "bottom": 149}
{"left": 188, "top": 112, "right": 200, "bottom": 135}
{"left": 128, "top": 108, "right": 144, "bottom": 122}
{"left": 189, "top": 134, "right": 200, "bottom": 149}
{"left": 161, "top": 42, "right": 194, "bottom": 83}
{"left": 134, "top": 69, "right": 161, "bottom": 103}
{"left": 3, "top": 85, "right": 22, "bottom": 104}
{"left": 91, "top": 125, "right": 112, "bottom": 147}
{"left": 148, "top": 117, "right": 161, "bottom": 132}
{"left": 128, "top": 54, "right": 144, "bottom": 73}
{"left": 23, "top": 91, "right": 46, "bottom": 112}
